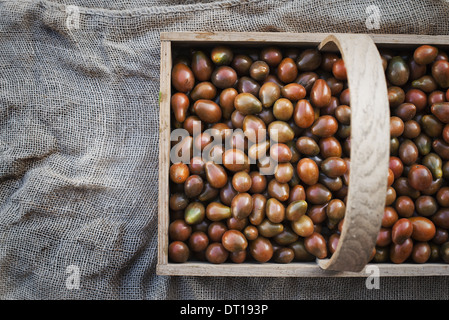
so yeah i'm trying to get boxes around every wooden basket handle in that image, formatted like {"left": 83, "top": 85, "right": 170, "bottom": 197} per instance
{"left": 317, "top": 34, "right": 390, "bottom": 272}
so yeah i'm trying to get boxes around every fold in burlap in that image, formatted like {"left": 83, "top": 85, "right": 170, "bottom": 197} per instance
{"left": 1, "top": 0, "right": 449, "bottom": 299}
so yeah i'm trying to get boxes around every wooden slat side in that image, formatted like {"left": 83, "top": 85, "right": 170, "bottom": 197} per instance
{"left": 157, "top": 40, "right": 172, "bottom": 267}
{"left": 156, "top": 262, "right": 449, "bottom": 277}
{"left": 370, "top": 34, "right": 449, "bottom": 47}
{"left": 161, "top": 31, "right": 328, "bottom": 45}
{"left": 161, "top": 32, "right": 449, "bottom": 48}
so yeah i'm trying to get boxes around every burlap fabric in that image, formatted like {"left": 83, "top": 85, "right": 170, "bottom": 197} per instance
{"left": 1, "top": 0, "right": 449, "bottom": 300}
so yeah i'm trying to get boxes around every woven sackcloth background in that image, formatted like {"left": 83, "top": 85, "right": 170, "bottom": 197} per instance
{"left": 1, "top": 0, "right": 449, "bottom": 300}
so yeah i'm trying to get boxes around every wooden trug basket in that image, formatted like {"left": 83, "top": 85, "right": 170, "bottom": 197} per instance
{"left": 157, "top": 32, "right": 449, "bottom": 277}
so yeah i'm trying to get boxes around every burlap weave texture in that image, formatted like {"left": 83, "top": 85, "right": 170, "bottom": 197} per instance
{"left": 1, "top": 0, "right": 449, "bottom": 299}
